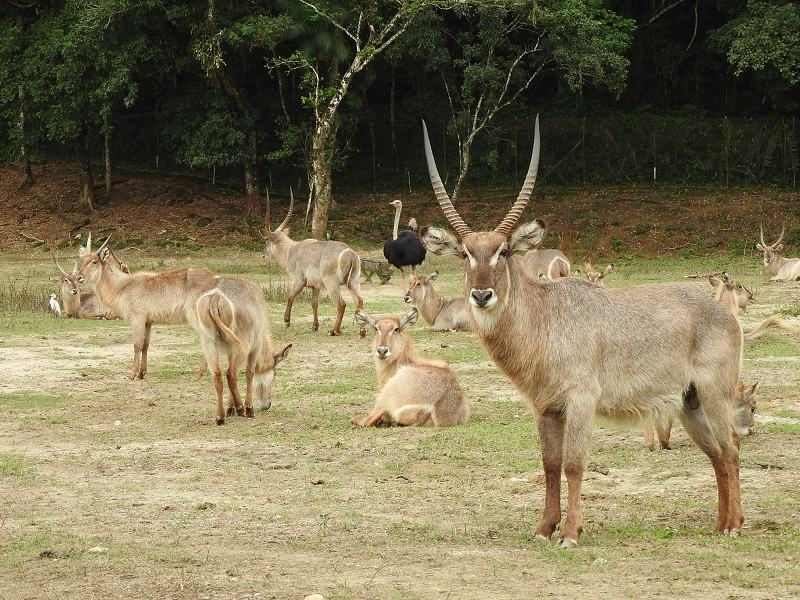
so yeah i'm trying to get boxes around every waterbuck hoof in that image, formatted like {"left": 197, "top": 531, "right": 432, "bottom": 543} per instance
{"left": 245, "top": 407, "right": 254, "bottom": 418}
{"left": 359, "top": 329, "right": 366, "bottom": 338}
{"left": 725, "top": 528, "right": 741, "bottom": 537}
{"left": 556, "top": 537, "right": 578, "bottom": 549}
{"left": 137, "top": 372, "right": 146, "bottom": 380}
{"left": 284, "top": 320, "right": 291, "bottom": 328}
{"left": 534, "top": 533, "right": 552, "bottom": 542}
{"left": 660, "top": 442, "right": 672, "bottom": 450}
{"left": 215, "top": 417, "right": 225, "bottom": 426}
{"left": 312, "top": 324, "right": 319, "bottom": 331}
{"left": 235, "top": 406, "right": 246, "bottom": 417}
{"left": 329, "top": 330, "right": 341, "bottom": 337}
{"left": 226, "top": 406, "right": 235, "bottom": 417}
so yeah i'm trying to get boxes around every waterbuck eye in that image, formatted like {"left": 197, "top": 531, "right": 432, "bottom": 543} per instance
{"left": 461, "top": 251, "right": 467, "bottom": 259}
{"left": 91, "top": 260, "right": 97, "bottom": 265}
{"left": 500, "top": 248, "right": 509, "bottom": 257}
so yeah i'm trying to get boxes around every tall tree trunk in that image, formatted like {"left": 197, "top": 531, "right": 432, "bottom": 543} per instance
{"left": 103, "top": 112, "right": 112, "bottom": 200}
{"left": 79, "top": 125, "right": 95, "bottom": 211}
{"left": 369, "top": 117, "right": 377, "bottom": 193}
{"left": 452, "top": 132, "right": 475, "bottom": 203}
{"left": 244, "top": 126, "right": 261, "bottom": 217}
{"left": 18, "top": 83, "right": 34, "bottom": 188}
{"left": 310, "top": 119, "right": 334, "bottom": 240}
{"left": 273, "top": 50, "right": 290, "bottom": 122}
{"left": 390, "top": 68, "right": 398, "bottom": 169}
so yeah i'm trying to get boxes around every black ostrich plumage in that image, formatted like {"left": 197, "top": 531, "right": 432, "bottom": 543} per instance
{"left": 384, "top": 229, "right": 426, "bottom": 270}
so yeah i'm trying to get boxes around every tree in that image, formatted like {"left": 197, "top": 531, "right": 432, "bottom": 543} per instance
{"left": 192, "top": 0, "right": 290, "bottom": 217}
{"left": 275, "top": 0, "right": 442, "bottom": 240}
{"left": 435, "top": 0, "right": 634, "bottom": 200}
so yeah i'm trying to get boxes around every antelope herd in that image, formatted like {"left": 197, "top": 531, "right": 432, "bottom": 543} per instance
{"left": 44, "top": 116, "right": 800, "bottom": 549}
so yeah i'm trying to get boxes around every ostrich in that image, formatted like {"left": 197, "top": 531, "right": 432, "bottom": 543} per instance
{"left": 383, "top": 200, "right": 426, "bottom": 282}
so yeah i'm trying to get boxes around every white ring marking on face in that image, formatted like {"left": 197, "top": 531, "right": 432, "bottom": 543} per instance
{"left": 463, "top": 246, "right": 477, "bottom": 269}
{"left": 489, "top": 244, "right": 506, "bottom": 267}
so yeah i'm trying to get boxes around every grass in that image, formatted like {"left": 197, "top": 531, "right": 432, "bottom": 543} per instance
{"left": 0, "top": 250, "right": 799, "bottom": 599}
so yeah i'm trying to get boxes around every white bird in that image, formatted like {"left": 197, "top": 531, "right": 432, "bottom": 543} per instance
{"left": 48, "top": 293, "right": 61, "bottom": 317}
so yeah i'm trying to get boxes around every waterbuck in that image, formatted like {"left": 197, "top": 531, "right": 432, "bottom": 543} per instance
{"left": 262, "top": 190, "right": 365, "bottom": 336}
{"left": 419, "top": 117, "right": 744, "bottom": 547}
{"left": 76, "top": 236, "right": 217, "bottom": 379}
{"left": 52, "top": 253, "right": 117, "bottom": 319}
{"left": 757, "top": 225, "right": 800, "bottom": 281}
{"left": 521, "top": 248, "right": 570, "bottom": 280}
{"left": 195, "top": 280, "right": 291, "bottom": 425}
{"left": 585, "top": 262, "right": 614, "bottom": 286}
{"left": 403, "top": 271, "right": 471, "bottom": 332}
{"left": 352, "top": 308, "right": 469, "bottom": 427}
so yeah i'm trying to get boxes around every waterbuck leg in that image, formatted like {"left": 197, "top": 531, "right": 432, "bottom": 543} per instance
{"left": 137, "top": 321, "right": 152, "bottom": 379}
{"left": 558, "top": 395, "right": 596, "bottom": 549}
{"left": 351, "top": 408, "right": 386, "bottom": 427}
{"left": 196, "top": 356, "right": 207, "bottom": 379}
{"left": 326, "top": 283, "right": 345, "bottom": 336}
{"left": 244, "top": 360, "right": 255, "bottom": 416}
{"left": 311, "top": 288, "right": 320, "bottom": 331}
{"left": 535, "top": 412, "right": 564, "bottom": 541}
{"left": 655, "top": 415, "right": 674, "bottom": 450}
{"left": 226, "top": 359, "right": 244, "bottom": 417}
{"left": 284, "top": 278, "right": 306, "bottom": 327}
{"left": 130, "top": 319, "right": 147, "bottom": 380}
{"left": 346, "top": 274, "right": 365, "bottom": 337}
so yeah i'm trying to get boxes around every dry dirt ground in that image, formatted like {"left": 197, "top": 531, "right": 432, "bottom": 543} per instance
{"left": 1, "top": 246, "right": 799, "bottom": 600}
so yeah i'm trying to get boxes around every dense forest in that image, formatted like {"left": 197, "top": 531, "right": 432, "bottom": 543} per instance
{"left": 1, "top": 0, "right": 798, "bottom": 238}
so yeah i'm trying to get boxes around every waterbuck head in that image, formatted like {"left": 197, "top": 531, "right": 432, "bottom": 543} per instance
{"left": 404, "top": 271, "right": 438, "bottom": 304}
{"left": 585, "top": 262, "right": 614, "bottom": 285}
{"left": 75, "top": 234, "right": 114, "bottom": 285}
{"left": 709, "top": 272, "right": 754, "bottom": 314}
{"left": 261, "top": 188, "right": 293, "bottom": 262}
{"left": 52, "top": 253, "right": 79, "bottom": 297}
{"left": 757, "top": 224, "right": 784, "bottom": 267}
{"left": 419, "top": 117, "right": 544, "bottom": 320}
{"left": 355, "top": 308, "right": 418, "bottom": 361}
{"left": 734, "top": 380, "right": 759, "bottom": 436}
{"left": 253, "top": 343, "right": 292, "bottom": 410}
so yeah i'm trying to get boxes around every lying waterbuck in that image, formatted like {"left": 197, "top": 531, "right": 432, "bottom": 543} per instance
{"left": 403, "top": 271, "right": 471, "bottom": 332}
{"left": 420, "top": 117, "right": 744, "bottom": 547}
{"left": 709, "top": 272, "right": 793, "bottom": 340}
{"left": 585, "top": 262, "right": 614, "bottom": 286}
{"left": 352, "top": 308, "right": 469, "bottom": 427}
{"left": 195, "top": 280, "right": 291, "bottom": 425}
{"left": 76, "top": 236, "right": 216, "bottom": 379}
{"left": 262, "top": 190, "right": 365, "bottom": 336}
{"left": 521, "top": 248, "right": 570, "bottom": 280}
{"left": 52, "top": 253, "right": 117, "bottom": 319}
{"left": 758, "top": 224, "right": 800, "bottom": 281}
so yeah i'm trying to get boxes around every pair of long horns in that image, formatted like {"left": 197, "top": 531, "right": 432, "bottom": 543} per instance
{"left": 422, "top": 114, "right": 540, "bottom": 236}
{"left": 263, "top": 188, "right": 294, "bottom": 235}
{"left": 760, "top": 223, "right": 785, "bottom": 248}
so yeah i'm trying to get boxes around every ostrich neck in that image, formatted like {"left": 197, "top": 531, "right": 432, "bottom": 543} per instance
{"left": 392, "top": 205, "right": 401, "bottom": 240}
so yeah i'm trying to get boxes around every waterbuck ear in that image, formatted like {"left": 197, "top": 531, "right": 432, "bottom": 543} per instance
{"left": 273, "top": 343, "right": 292, "bottom": 366}
{"left": 508, "top": 220, "right": 546, "bottom": 255}
{"left": 398, "top": 308, "right": 418, "bottom": 331}
{"left": 603, "top": 264, "right": 615, "bottom": 276}
{"left": 99, "top": 247, "right": 111, "bottom": 263}
{"left": 426, "top": 271, "right": 439, "bottom": 282}
{"left": 745, "top": 382, "right": 758, "bottom": 404}
{"left": 708, "top": 274, "right": 723, "bottom": 288}
{"left": 355, "top": 309, "right": 375, "bottom": 330}
{"left": 775, "top": 243, "right": 784, "bottom": 252}
{"left": 420, "top": 227, "right": 463, "bottom": 258}
{"left": 756, "top": 243, "right": 764, "bottom": 251}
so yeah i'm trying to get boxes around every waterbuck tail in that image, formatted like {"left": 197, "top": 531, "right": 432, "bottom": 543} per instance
{"left": 744, "top": 315, "right": 796, "bottom": 341}
{"left": 208, "top": 293, "right": 246, "bottom": 355}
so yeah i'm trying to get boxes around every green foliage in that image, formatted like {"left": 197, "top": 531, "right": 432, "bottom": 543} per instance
{"left": 610, "top": 235, "right": 625, "bottom": 253}
{"left": 712, "top": 1, "right": 800, "bottom": 86}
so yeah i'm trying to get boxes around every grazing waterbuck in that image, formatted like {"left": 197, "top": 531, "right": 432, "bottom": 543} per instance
{"left": 352, "top": 308, "right": 469, "bottom": 427}
{"left": 262, "top": 190, "right": 365, "bottom": 336}
{"left": 195, "top": 279, "right": 291, "bottom": 425}
{"left": 521, "top": 248, "right": 571, "bottom": 280}
{"left": 52, "top": 253, "right": 117, "bottom": 319}
{"left": 420, "top": 117, "right": 744, "bottom": 548}
{"left": 76, "top": 236, "right": 217, "bottom": 379}
{"left": 403, "top": 271, "right": 472, "bottom": 332}
{"left": 757, "top": 225, "right": 800, "bottom": 281}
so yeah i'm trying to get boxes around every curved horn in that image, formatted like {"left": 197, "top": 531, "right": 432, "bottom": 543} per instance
{"left": 260, "top": 187, "right": 271, "bottom": 240}
{"left": 97, "top": 234, "right": 112, "bottom": 254}
{"left": 496, "top": 114, "right": 540, "bottom": 235}
{"left": 759, "top": 223, "right": 766, "bottom": 247}
{"left": 275, "top": 188, "right": 294, "bottom": 233}
{"left": 72, "top": 257, "right": 78, "bottom": 273}
{"left": 52, "top": 253, "right": 68, "bottom": 276}
{"left": 422, "top": 120, "right": 472, "bottom": 236}
{"left": 775, "top": 223, "right": 785, "bottom": 246}
{"left": 86, "top": 232, "right": 92, "bottom": 252}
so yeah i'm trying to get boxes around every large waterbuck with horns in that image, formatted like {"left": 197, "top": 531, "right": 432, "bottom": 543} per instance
{"left": 75, "top": 235, "right": 217, "bottom": 379}
{"left": 419, "top": 117, "right": 744, "bottom": 548}
{"left": 262, "top": 190, "right": 365, "bottom": 336}
{"left": 757, "top": 225, "right": 800, "bottom": 281}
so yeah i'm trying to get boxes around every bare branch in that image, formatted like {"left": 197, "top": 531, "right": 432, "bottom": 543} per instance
{"left": 647, "top": 0, "right": 691, "bottom": 25}
{"left": 297, "top": 0, "right": 360, "bottom": 45}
